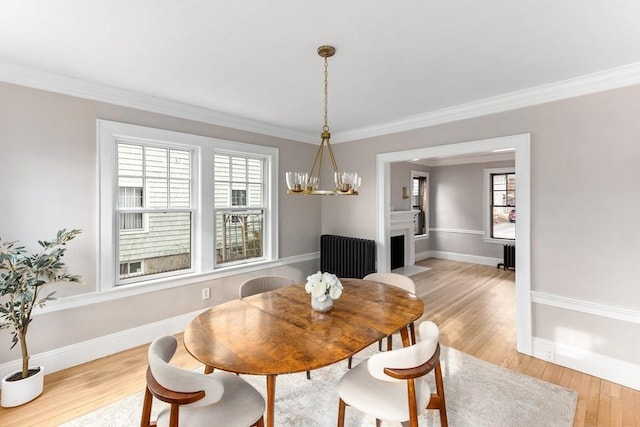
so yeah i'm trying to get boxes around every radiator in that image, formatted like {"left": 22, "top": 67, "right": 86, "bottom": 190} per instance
{"left": 497, "top": 244, "right": 516, "bottom": 270}
{"left": 320, "top": 234, "right": 376, "bottom": 279}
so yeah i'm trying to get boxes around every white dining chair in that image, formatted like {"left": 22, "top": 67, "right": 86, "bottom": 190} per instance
{"left": 141, "top": 335, "right": 266, "bottom": 427}
{"left": 337, "top": 321, "right": 448, "bottom": 427}
{"left": 365, "top": 272, "right": 418, "bottom": 348}
{"left": 238, "top": 275, "right": 295, "bottom": 298}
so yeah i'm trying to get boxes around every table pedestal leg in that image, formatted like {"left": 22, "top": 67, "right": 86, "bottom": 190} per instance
{"left": 266, "top": 374, "right": 276, "bottom": 427}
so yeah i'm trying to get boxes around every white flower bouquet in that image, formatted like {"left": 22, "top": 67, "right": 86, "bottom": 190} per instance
{"left": 305, "top": 271, "right": 343, "bottom": 302}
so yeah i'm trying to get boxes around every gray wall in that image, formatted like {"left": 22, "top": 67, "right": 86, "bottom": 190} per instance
{"left": 0, "top": 82, "right": 322, "bottom": 363}
{"left": 389, "top": 161, "right": 430, "bottom": 256}
{"left": 323, "top": 85, "right": 640, "bottom": 365}
{"left": 389, "top": 161, "right": 415, "bottom": 211}
{"left": 429, "top": 160, "right": 513, "bottom": 259}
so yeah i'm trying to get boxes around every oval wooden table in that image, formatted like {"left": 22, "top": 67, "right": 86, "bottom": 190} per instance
{"left": 184, "top": 278, "right": 424, "bottom": 427}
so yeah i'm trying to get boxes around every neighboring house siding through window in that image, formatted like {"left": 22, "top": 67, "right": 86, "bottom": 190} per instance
{"left": 117, "top": 143, "right": 193, "bottom": 280}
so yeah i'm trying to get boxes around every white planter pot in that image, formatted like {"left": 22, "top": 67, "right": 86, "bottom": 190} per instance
{"left": 1, "top": 366, "right": 44, "bottom": 407}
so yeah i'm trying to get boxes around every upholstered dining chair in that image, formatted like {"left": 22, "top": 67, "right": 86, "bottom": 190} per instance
{"left": 364, "top": 272, "right": 418, "bottom": 350}
{"left": 337, "top": 321, "right": 448, "bottom": 427}
{"left": 140, "top": 335, "right": 266, "bottom": 427}
{"left": 238, "top": 275, "right": 295, "bottom": 298}
{"left": 238, "top": 275, "right": 314, "bottom": 380}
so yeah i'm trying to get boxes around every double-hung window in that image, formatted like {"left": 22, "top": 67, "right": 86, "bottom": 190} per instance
{"left": 484, "top": 167, "right": 516, "bottom": 242}
{"left": 214, "top": 153, "right": 265, "bottom": 265}
{"left": 116, "top": 142, "right": 193, "bottom": 282}
{"left": 98, "top": 120, "right": 278, "bottom": 289}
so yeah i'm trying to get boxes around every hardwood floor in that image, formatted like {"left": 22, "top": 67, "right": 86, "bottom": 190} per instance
{"left": 1, "top": 258, "right": 638, "bottom": 426}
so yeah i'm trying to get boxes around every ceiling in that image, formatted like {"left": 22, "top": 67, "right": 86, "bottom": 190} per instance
{"left": 1, "top": 1, "right": 639, "bottom": 144}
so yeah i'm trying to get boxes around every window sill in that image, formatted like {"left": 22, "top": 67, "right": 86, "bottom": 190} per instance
{"left": 35, "top": 252, "right": 318, "bottom": 316}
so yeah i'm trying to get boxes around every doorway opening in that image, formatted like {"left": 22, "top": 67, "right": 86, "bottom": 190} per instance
{"left": 375, "top": 133, "right": 531, "bottom": 355}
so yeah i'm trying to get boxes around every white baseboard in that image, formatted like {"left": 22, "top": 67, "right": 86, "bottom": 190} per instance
{"left": 415, "top": 251, "right": 430, "bottom": 261}
{"left": 532, "top": 337, "right": 640, "bottom": 391}
{"left": 0, "top": 309, "right": 203, "bottom": 383}
{"left": 427, "top": 250, "right": 501, "bottom": 267}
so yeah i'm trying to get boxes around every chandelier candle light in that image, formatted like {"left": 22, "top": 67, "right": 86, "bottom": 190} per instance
{"left": 286, "top": 45, "right": 360, "bottom": 195}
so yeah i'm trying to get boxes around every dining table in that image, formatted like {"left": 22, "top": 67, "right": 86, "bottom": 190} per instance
{"left": 183, "top": 277, "right": 424, "bottom": 427}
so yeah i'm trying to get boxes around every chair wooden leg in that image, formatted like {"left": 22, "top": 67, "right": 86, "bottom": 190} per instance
{"left": 254, "top": 416, "right": 265, "bottom": 427}
{"left": 387, "top": 335, "right": 393, "bottom": 351}
{"left": 376, "top": 419, "right": 383, "bottom": 427}
{"left": 140, "top": 387, "right": 153, "bottom": 427}
{"left": 348, "top": 356, "right": 352, "bottom": 369}
{"left": 306, "top": 370, "right": 311, "bottom": 380}
{"left": 409, "top": 322, "right": 416, "bottom": 345}
{"left": 406, "top": 378, "right": 419, "bottom": 427}
{"left": 426, "top": 361, "right": 448, "bottom": 427}
{"left": 337, "top": 398, "right": 347, "bottom": 427}
{"left": 204, "top": 364, "right": 214, "bottom": 374}
{"left": 378, "top": 339, "right": 383, "bottom": 351}
{"left": 169, "top": 403, "right": 180, "bottom": 427}
{"left": 434, "top": 361, "right": 448, "bottom": 427}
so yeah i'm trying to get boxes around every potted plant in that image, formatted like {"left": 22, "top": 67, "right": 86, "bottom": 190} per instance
{"left": 0, "top": 228, "right": 81, "bottom": 407}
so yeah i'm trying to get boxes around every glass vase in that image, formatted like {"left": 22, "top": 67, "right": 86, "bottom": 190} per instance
{"left": 311, "top": 296, "right": 334, "bottom": 313}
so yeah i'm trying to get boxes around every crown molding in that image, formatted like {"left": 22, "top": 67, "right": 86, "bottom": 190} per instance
{"left": 0, "top": 61, "right": 318, "bottom": 144}
{"left": 332, "top": 62, "right": 640, "bottom": 143}
{"left": 2, "top": 60, "right": 638, "bottom": 145}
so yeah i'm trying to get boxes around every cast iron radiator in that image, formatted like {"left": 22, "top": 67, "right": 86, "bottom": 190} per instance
{"left": 320, "top": 234, "right": 376, "bottom": 279}
{"left": 497, "top": 244, "right": 516, "bottom": 270}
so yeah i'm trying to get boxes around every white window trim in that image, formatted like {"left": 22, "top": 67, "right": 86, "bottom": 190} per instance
{"left": 410, "top": 170, "right": 429, "bottom": 238}
{"left": 98, "top": 119, "right": 278, "bottom": 291}
{"left": 483, "top": 166, "right": 515, "bottom": 244}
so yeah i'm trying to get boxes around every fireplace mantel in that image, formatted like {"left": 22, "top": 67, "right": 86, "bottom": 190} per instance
{"left": 390, "top": 210, "right": 418, "bottom": 268}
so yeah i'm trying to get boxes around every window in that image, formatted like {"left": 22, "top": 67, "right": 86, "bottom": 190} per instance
{"left": 120, "top": 260, "right": 144, "bottom": 278}
{"left": 115, "top": 142, "right": 193, "bottom": 283}
{"left": 214, "top": 154, "right": 265, "bottom": 265}
{"left": 119, "top": 187, "right": 144, "bottom": 231}
{"left": 484, "top": 167, "right": 515, "bottom": 241}
{"left": 98, "top": 120, "right": 278, "bottom": 289}
{"left": 411, "top": 171, "right": 429, "bottom": 237}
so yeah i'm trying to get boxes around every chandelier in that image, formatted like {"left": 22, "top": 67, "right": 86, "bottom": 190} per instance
{"left": 286, "top": 45, "right": 360, "bottom": 195}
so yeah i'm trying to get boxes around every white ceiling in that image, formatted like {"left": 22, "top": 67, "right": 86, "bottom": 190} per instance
{"left": 1, "top": 1, "right": 639, "bottom": 144}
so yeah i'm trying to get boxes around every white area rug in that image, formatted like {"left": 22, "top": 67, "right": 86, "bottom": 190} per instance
{"left": 62, "top": 339, "right": 576, "bottom": 427}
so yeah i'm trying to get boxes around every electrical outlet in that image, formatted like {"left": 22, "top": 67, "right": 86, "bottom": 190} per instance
{"left": 202, "top": 288, "right": 210, "bottom": 300}
{"left": 545, "top": 348, "right": 555, "bottom": 362}
{"left": 537, "top": 342, "right": 555, "bottom": 362}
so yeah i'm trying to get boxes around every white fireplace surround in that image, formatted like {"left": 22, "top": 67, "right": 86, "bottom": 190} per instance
{"left": 390, "top": 210, "right": 418, "bottom": 268}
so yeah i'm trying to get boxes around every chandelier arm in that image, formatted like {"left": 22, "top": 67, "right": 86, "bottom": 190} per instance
{"left": 325, "top": 138, "right": 340, "bottom": 176}
{"left": 307, "top": 141, "right": 325, "bottom": 186}
{"left": 317, "top": 141, "right": 324, "bottom": 187}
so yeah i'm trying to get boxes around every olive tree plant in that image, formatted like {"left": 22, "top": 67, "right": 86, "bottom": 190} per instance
{"left": 0, "top": 229, "right": 81, "bottom": 380}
